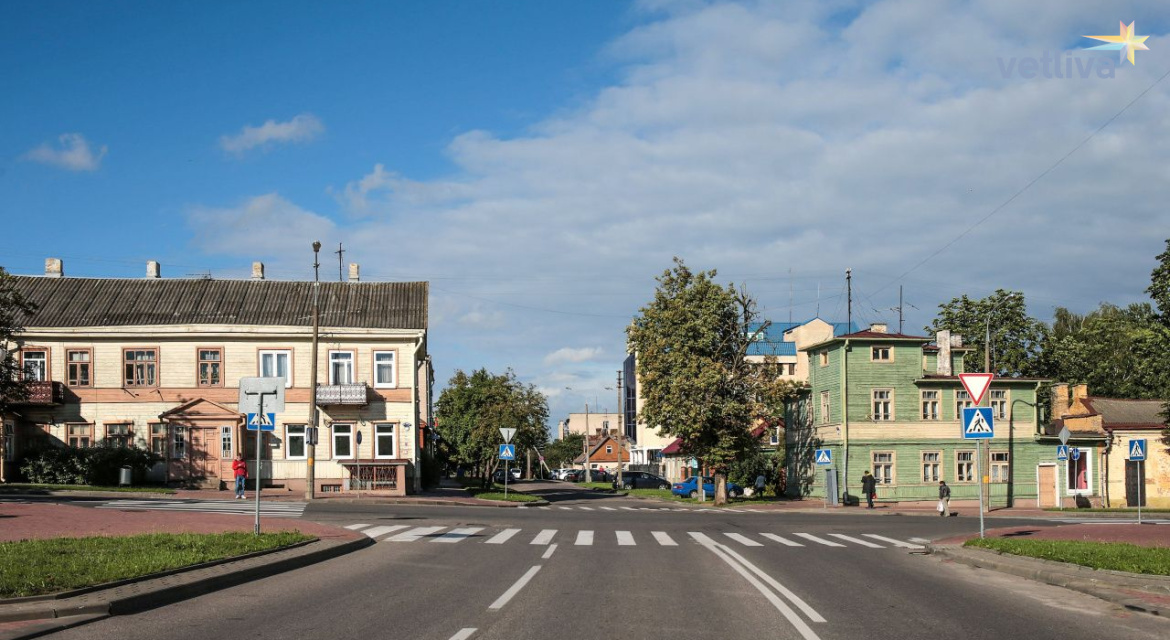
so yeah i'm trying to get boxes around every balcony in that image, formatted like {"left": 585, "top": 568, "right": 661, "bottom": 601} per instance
{"left": 315, "top": 383, "right": 369, "bottom": 406}
{"left": 11, "top": 380, "right": 66, "bottom": 406}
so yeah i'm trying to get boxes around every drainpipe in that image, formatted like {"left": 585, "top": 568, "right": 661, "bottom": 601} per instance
{"left": 412, "top": 332, "right": 426, "bottom": 493}
{"left": 841, "top": 338, "right": 850, "bottom": 504}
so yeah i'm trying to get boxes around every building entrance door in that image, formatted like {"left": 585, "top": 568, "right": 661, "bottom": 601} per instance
{"left": 1037, "top": 465, "right": 1056, "bottom": 508}
{"left": 1125, "top": 460, "right": 1146, "bottom": 507}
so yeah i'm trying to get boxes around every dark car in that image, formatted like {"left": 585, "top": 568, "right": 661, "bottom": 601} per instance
{"left": 615, "top": 471, "right": 671, "bottom": 490}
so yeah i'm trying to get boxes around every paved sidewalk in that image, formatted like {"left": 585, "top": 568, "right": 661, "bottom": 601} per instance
{"left": 0, "top": 501, "right": 370, "bottom": 640}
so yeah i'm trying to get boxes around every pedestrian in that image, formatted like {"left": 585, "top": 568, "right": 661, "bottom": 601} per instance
{"left": 754, "top": 473, "right": 767, "bottom": 499}
{"left": 232, "top": 453, "right": 247, "bottom": 499}
{"left": 861, "top": 470, "right": 877, "bottom": 509}
{"left": 938, "top": 480, "right": 951, "bottom": 517}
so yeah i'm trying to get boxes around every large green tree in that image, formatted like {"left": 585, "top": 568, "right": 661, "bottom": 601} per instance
{"left": 1042, "top": 303, "right": 1170, "bottom": 400}
{"left": 926, "top": 289, "right": 1048, "bottom": 376}
{"left": 627, "top": 258, "right": 764, "bottom": 505}
{"left": 0, "top": 267, "right": 35, "bottom": 415}
{"left": 1148, "top": 239, "right": 1170, "bottom": 451}
{"left": 433, "top": 369, "right": 549, "bottom": 485}
{"left": 543, "top": 432, "right": 585, "bottom": 470}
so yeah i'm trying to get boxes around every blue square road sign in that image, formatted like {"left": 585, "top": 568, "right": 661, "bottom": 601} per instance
{"left": 1128, "top": 439, "right": 1147, "bottom": 462}
{"left": 499, "top": 444, "right": 516, "bottom": 461}
{"left": 246, "top": 413, "right": 276, "bottom": 432}
{"left": 961, "top": 407, "right": 994, "bottom": 439}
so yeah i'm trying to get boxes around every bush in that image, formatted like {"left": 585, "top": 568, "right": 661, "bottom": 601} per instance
{"left": 19, "top": 443, "right": 162, "bottom": 486}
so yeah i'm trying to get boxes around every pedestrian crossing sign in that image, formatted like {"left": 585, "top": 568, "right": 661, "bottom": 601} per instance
{"left": 1056, "top": 444, "right": 1069, "bottom": 461}
{"left": 814, "top": 448, "right": 832, "bottom": 465}
{"left": 246, "top": 412, "right": 276, "bottom": 432}
{"left": 1129, "top": 439, "right": 1147, "bottom": 461}
{"left": 499, "top": 444, "right": 516, "bottom": 460}
{"left": 961, "top": 407, "right": 994, "bottom": 439}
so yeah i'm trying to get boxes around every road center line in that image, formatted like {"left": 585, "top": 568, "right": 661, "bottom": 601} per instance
{"left": 703, "top": 544, "right": 823, "bottom": 640}
{"left": 489, "top": 565, "right": 542, "bottom": 610}
{"left": 542, "top": 543, "right": 558, "bottom": 559}
{"left": 714, "top": 544, "right": 827, "bottom": 623}
{"left": 449, "top": 629, "right": 476, "bottom": 640}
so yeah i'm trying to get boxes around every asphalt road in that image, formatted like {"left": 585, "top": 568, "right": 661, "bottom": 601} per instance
{"left": 39, "top": 484, "right": 1170, "bottom": 640}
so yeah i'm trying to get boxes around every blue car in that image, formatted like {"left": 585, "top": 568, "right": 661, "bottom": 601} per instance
{"left": 671, "top": 476, "right": 743, "bottom": 498}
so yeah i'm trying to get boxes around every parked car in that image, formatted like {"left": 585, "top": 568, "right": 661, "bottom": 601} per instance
{"left": 671, "top": 476, "right": 743, "bottom": 498}
{"left": 615, "top": 471, "right": 671, "bottom": 490}
{"left": 552, "top": 468, "right": 573, "bottom": 480}
{"left": 492, "top": 467, "right": 522, "bottom": 483}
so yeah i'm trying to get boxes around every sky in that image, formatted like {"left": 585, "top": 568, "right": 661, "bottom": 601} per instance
{"left": 3, "top": 0, "right": 1170, "bottom": 431}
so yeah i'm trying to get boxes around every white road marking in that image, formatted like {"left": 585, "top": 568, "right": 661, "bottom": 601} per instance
{"left": 489, "top": 565, "right": 542, "bottom": 610}
{"left": 434, "top": 527, "right": 485, "bottom": 543}
{"left": 576, "top": 531, "right": 594, "bottom": 546}
{"left": 700, "top": 543, "right": 824, "bottom": 640}
{"left": 558, "top": 507, "right": 572, "bottom": 511}
{"left": 531, "top": 529, "right": 557, "bottom": 545}
{"left": 909, "top": 537, "right": 932, "bottom": 544}
{"left": 362, "top": 525, "right": 409, "bottom": 539}
{"left": 449, "top": 628, "right": 476, "bottom": 640}
{"left": 542, "top": 544, "right": 558, "bottom": 559}
{"left": 793, "top": 533, "right": 845, "bottom": 547}
{"left": 616, "top": 531, "right": 636, "bottom": 546}
{"left": 621, "top": 507, "right": 638, "bottom": 511}
{"left": 688, "top": 532, "right": 717, "bottom": 545}
{"left": 388, "top": 526, "right": 446, "bottom": 542}
{"left": 600, "top": 506, "right": 617, "bottom": 511}
{"left": 715, "top": 543, "right": 828, "bottom": 624}
{"left": 578, "top": 506, "right": 595, "bottom": 511}
{"left": 486, "top": 528, "right": 521, "bottom": 545}
{"left": 344, "top": 523, "right": 371, "bottom": 530}
{"left": 724, "top": 532, "right": 763, "bottom": 547}
{"left": 652, "top": 531, "right": 677, "bottom": 546}
{"left": 863, "top": 534, "right": 925, "bottom": 549}
{"left": 760, "top": 533, "right": 804, "bottom": 547}
{"left": 828, "top": 533, "right": 883, "bottom": 548}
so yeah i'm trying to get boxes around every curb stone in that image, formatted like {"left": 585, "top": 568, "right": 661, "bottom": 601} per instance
{"left": 927, "top": 543, "right": 1169, "bottom": 616}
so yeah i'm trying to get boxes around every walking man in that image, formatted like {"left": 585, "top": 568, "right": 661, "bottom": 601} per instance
{"left": 861, "top": 470, "right": 877, "bottom": 509}
{"left": 754, "top": 473, "right": 767, "bottom": 499}
{"left": 938, "top": 480, "right": 951, "bottom": 517}
{"left": 233, "top": 453, "right": 248, "bottom": 499}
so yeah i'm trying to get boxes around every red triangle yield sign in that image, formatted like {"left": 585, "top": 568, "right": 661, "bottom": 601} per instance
{"left": 959, "top": 373, "right": 994, "bottom": 405}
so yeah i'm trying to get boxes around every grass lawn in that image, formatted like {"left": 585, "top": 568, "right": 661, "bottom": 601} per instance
{"left": 574, "top": 482, "right": 616, "bottom": 491}
{"left": 965, "top": 538, "right": 1170, "bottom": 576}
{"left": 627, "top": 488, "right": 674, "bottom": 499}
{"left": 0, "top": 483, "right": 176, "bottom": 494}
{"left": 1042, "top": 507, "right": 1170, "bottom": 513}
{"left": 0, "top": 531, "right": 315, "bottom": 598}
{"left": 463, "top": 483, "right": 541, "bottom": 502}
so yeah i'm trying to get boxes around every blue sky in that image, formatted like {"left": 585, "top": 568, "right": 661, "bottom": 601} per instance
{"left": 4, "top": 1, "right": 1170, "bottom": 427}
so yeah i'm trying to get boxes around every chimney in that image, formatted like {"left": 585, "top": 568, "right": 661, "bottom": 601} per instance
{"left": 936, "top": 330, "right": 952, "bottom": 376}
{"left": 146, "top": 261, "right": 161, "bottom": 279}
{"left": 1071, "top": 383, "right": 1089, "bottom": 407}
{"left": 348, "top": 263, "right": 360, "bottom": 282}
{"left": 1051, "top": 383, "right": 1070, "bottom": 420}
{"left": 251, "top": 262, "right": 265, "bottom": 280}
{"left": 869, "top": 323, "right": 888, "bottom": 334}
{"left": 45, "top": 258, "right": 63, "bottom": 278}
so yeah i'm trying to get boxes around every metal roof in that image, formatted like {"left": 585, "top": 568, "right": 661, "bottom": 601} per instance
{"left": 11, "top": 276, "right": 428, "bottom": 330}
{"left": 1082, "top": 397, "right": 1165, "bottom": 429}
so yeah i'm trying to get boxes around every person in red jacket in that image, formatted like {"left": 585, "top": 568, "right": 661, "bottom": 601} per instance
{"left": 232, "top": 453, "right": 247, "bottom": 499}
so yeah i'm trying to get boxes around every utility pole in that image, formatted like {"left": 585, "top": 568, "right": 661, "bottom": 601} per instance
{"left": 584, "top": 403, "right": 592, "bottom": 482}
{"left": 306, "top": 241, "right": 321, "bottom": 500}
{"left": 846, "top": 269, "right": 852, "bottom": 330}
{"left": 897, "top": 286, "right": 904, "bottom": 334}
{"left": 334, "top": 243, "right": 345, "bottom": 282}
{"left": 616, "top": 370, "right": 623, "bottom": 489}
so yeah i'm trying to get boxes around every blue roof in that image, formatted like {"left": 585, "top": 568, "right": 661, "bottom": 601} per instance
{"left": 746, "top": 318, "right": 856, "bottom": 357}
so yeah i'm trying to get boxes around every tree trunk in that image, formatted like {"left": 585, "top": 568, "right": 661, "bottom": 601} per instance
{"left": 714, "top": 472, "right": 729, "bottom": 505}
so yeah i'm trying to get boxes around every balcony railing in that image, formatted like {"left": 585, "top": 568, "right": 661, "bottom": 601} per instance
{"left": 11, "top": 380, "right": 66, "bottom": 405}
{"left": 315, "top": 383, "right": 369, "bottom": 406}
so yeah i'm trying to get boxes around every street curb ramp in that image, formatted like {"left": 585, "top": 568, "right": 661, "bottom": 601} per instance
{"left": 928, "top": 543, "right": 1170, "bottom": 617}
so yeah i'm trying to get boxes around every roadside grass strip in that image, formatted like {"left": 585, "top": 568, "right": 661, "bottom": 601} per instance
{"left": 463, "top": 488, "right": 541, "bottom": 503}
{"left": 965, "top": 538, "right": 1170, "bottom": 576}
{"left": 0, "top": 531, "right": 314, "bottom": 598}
{"left": 0, "top": 483, "right": 176, "bottom": 494}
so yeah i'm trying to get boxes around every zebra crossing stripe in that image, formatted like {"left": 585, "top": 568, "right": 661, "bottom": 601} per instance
{"left": 434, "top": 527, "right": 484, "bottom": 543}
{"left": 531, "top": 529, "right": 557, "bottom": 545}
{"left": 792, "top": 533, "right": 845, "bottom": 547}
{"left": 616, "top": 531, "right": 636, "bottom": 546}
{"left": 486, "top": 528, "right": 521, "bottom": 544}
{"left": 863, "top": 534, "right": 924, "bottom": 549}
{"left": 760, "top": 533, "right": 803, "bottom": 547}
{"left": 363, "top": 525, "right": 410, "bottom": 539}
{"left": 388, "top": 526, "right": 446, "bottom": 542}
{"left": 578, "top": 506, "right": 595, "bottom": 511}
{"left": 828, "top": 533, "right": 883, "bottom": 548}
{"left": 652, "top": 531, "right": 677, "bottom": 546}
{"left": 558, "top": 507, "right": 572, "bottom": 511}
{"left": 344, "top": 524, "right": 371, "bottom": 530}
{"left": 724, "top": 533, "right": 763, "bottom": 547}
{"left": 687, "top": 532, "right": 717, "bottom": 545}
{"left": 576, "top": 531, "right": 594, "bottom": 546}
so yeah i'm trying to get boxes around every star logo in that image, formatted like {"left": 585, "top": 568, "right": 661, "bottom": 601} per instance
{"left": 1084, "top": 20, "right": 1150, "bottom": 65}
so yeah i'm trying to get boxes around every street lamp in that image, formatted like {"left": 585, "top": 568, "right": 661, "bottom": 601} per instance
{"left": 306, "top": 241, "right": 321, "bottom": 500}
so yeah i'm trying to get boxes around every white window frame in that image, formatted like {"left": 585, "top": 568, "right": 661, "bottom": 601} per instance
{"left": 1066, "top": 448, "right": 1093, "bottom": 495}
{"left": 990, "top": 389, "right": 1009, "bottom": 420}
{"left": 329, "top": 350, "right": 355, "bottom": 385}
{"left": 259, "top": 350, "right": 292, "bottom": 388}
{"left": 332, "top": 423, "right": 354, "bottom": 460}
{"left": 990, "top": 451, "right": 1009, "bottom": 483}
{"left": 819, "top": 391, "right": 830, "bottom": 425}
{"left": 285, "top": 424, "right": 307, "bottom": 460}
{"left": 955, "top": 390, "right": 973, "bottom": 421}
{"left": 220, "top": 426, "right": 233, "bottom": 459}
{"left": 872, "top": 451, "right": 895, "bottom": 485}
{"left": 872, "top": 389, "right": 894, "bottom": 421}
{"left": 956, "top": 450, "right": 975, "bottom": 483}
{"left": 921, "top": 390, "right": 939, "bottom": 421}
{"left": 373, "top": 351, "right": 397, "bottom": 389}
{"left": 374, "top": 423, "right": 396, "bottom": 459}
{"left": 150, "top": 423, "right": 168, "bottom": 457}
{"left": 22, "top": 350, "right": 48, "bottom": 381}
{"left": 172, "top": 426, "right": 187, "bottom": 459}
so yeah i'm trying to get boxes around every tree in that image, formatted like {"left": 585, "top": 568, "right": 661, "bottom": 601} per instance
{"left": 626, "top": 258, "right": 761, "bottom": 505}
{"left": 0, "top": 267, "right": 34, "bottom": 480}
{"left": 1042, "top": 303, "right": 1170, "bottom": 399}
{"left": 1147, "top": 239, "right": 1170, "bottom": 322}
{"left": 433, "top": 368, "right": 549, "bottom": 486}
{"left": 543, "top": 433, "right": 585, "bottom": 470}
{"left": 926, "top": 289, "right": 1048, "bottom": 376}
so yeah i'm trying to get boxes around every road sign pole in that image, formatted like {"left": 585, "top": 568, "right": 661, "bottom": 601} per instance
{"left": 978, "top": 439, "right": 985, "bottom": 538}
{"left": 1138, "top": 459, "right": 1143, "bottom": 525}
{"left": 255, "top": 394, "right": 263, "bottom": 535}
{"left": 505, "top": 458, "right": 509, "bottom": 499}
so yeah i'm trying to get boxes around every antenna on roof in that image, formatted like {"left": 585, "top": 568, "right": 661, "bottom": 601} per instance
{"left": 334, "top": 243, "right": 345, "bottom": 282}
{"left": 888, "top": 285, "right": 918, "bottom": 334}
{"left": 816, "top": 282, "right": 821, "bottom": 317}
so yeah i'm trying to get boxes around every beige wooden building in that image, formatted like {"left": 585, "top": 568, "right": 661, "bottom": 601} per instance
{"left": 1, "top": 259, "right": 431, "bottom": 496}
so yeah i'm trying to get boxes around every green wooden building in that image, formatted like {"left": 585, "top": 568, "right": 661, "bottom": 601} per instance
{"left": 785, "top": 324, "right": 1094, "bottom": 508}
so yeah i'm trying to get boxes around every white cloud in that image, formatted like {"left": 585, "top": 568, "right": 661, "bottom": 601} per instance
{"left": 544, "top": 347, "right": 605, "bottom": 366}
{"left": 23, "top": 133, "right": 106, "bottom": 171}
{"left": 186, "top": 193, "right": 336, "bottom": 257}
{"left": 219, "top": 113, "right": 325, "bottom": 155}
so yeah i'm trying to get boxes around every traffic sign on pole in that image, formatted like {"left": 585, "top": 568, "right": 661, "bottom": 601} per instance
{"left": 245, "top": 413, "right": 276, "bottom": 432}
{"left": 1056, "top": 444, "right": 1069, "bottom": 461}
{"left": 499, "top": 444, "right": 516, "bottom": 460}
{"left": 499, "top": 428, "right": 516, "bottom": 443}
{"left": 814, "top": 449, "right": 832, "bottom": 466}
{"left": 958, "top": 373, "right": 994, "bottom": 405}
{"left": 962, "top": 407, "right": 994, "bottom": 439}
{"left": 1058, "top": 425, "right": 1071, "bottom": 445}
{"left": 1128, "top": 439, "right": 1147, "bottom": 461}
{"left": 1071, "top": 448, "right": 1081, "bottom": 461}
